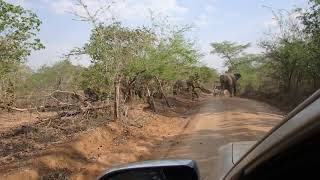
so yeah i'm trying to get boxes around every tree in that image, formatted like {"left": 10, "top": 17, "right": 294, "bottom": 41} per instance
{"left": 83, "top": 23, "right": 154, "bottom": 92}
{"left": 25, "top": 60, "right": 83, "bottom": 92}
{"left": 260, "top": 8, "right": 316, "bottom": 93}
{"left": 84, "top": 23, "right": 156, "bottom": 118}
{"left": 298, "top": 0, "right": 320, "bottom": 88}
{"left": 235, "top": 62, "right": 261, "bottom": 94}
{"left": 191, "top": 66, "right": 218, "bottom": 86}
{"left": 0, "top": 0, "right": 44, "bottom": 109}
{"left": 210, "top": 41, "right": 250, "bottom": 71}
{"left": 299, "top": 0, "right": 320, "bottom": 41}
{"left": 68, "top": 0, "right": 207, "bottom": 117}
{"left": 0, "top": 0, "right": 44, "bottom": 76}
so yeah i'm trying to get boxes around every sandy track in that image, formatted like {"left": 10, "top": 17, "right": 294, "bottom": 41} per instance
{"left": 154, "top": 97, "right": 283, "bottom": 180}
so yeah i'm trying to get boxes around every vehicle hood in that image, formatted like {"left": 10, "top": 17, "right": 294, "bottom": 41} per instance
{"left": 216, "top": 141, "right": 256, "bottom": 180}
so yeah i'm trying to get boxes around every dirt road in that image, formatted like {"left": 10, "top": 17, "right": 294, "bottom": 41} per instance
{"left": 155, "top": 97, "right": 283, "bottom": 180}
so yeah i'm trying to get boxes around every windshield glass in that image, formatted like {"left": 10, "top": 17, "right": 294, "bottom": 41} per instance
{"left": 0, "top": 0, "right": 319, "bottom": 179}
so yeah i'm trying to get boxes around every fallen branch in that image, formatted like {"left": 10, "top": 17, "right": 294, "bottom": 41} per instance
{"left": 198, "top": 86, "right": 212, "bottom": 94}
{"left": 40, "top": 104, "right": 112, "bottom": 121}
{"left": 81, "top": 104, "right": 112, "bottom": 112}
{"left": 48, "top": 94, "right": 75, "bottom": 106}
{"left": 58, "top": 110, "right": 82, "bottom": 117}
{"left": 0, "top": 105, "right": 37, "bottom": 112}
{"left": 49, "top": 90, "right": 86, "bottom": 103}
{"left": 0, "top": 104, "right": 80, "bottom": 113}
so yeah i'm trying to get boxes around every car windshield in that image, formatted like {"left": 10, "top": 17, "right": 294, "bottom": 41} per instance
{"left": 0, "top": 0, "right": 319, "bottom": 179}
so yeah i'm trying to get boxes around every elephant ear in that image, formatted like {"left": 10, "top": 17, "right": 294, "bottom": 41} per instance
{"left": 234, "top": 73, "right": 241, "bottom": 80}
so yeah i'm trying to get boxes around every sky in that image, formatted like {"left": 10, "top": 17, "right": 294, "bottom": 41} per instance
{"left": 6, "top": 0, "right": 308, "bottom": 72}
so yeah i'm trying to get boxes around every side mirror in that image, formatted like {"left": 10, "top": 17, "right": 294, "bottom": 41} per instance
{"left": 98, "top": 160, "right": 199, "bottom": 180}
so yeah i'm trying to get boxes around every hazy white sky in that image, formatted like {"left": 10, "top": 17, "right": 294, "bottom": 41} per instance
{"left": 7, "top": 0, "right": 307, "bottom": 72}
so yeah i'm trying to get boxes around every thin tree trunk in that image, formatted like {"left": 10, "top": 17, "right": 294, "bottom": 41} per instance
{"left": 287, "top": 72, "right": 293, "bottom": 93}
{"left": 114, "top": 76, "right": 121, "bottom": 120}
{"left": 146, "top": 86, "right": 156, "bottom": 112}
{"left": 313, "top": 76, "right": 317, "bottom": 89}
{"left": 155, "top": 77, "right": 171, "bottom": 108}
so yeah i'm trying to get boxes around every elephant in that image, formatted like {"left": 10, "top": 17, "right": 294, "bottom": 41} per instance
{"left": 219, "top": 73, "right": 241, "bottom": 97}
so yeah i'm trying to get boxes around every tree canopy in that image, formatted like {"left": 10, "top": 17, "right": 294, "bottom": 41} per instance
{"left": 0, "top": 0, "right": 44, "bottom": 76}
{"left": 210, "top": 41, "right": 251, "bottom": 71}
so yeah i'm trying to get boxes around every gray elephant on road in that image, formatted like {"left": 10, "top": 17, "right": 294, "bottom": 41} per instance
{"left": 219, "top": 73, "right": 241, "bottom": 97}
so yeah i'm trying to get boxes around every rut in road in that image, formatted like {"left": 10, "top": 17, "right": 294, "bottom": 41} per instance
{"left": 154, "top": 97, "right": 283, "bottom": 180}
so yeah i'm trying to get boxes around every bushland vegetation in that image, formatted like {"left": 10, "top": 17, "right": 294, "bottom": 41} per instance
{"left": 0, "top": 0, "right": 217, "bottom": 119}
{"left": 210, "top": 0, "right": 320, "bottom": 110}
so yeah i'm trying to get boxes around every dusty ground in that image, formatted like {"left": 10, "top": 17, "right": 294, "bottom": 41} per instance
{"left": 0, "top": 112, "right": 55, "bottom": 133}
{"left": 0, "top": 95, "right": 283, "bottom": 180}
{"left": 0, "top": 95, "right": 200, "bottom": 180}
{"left": 153, "top": 97, "right": 283, "bottom": 180}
